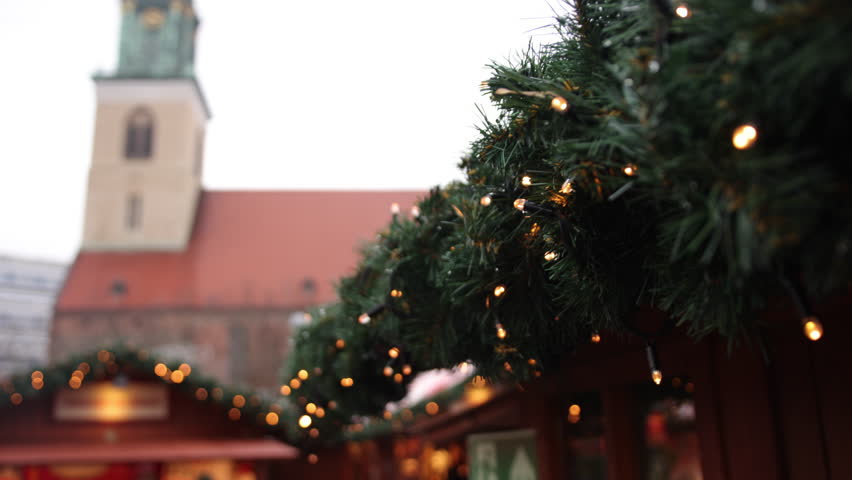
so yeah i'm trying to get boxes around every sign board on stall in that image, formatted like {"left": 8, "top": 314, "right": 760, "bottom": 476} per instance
{"left": 54, "top": 382, "right": 168, "bottom": 422}
{"left": 467, "top": 429, "right": 538, "bottom": 480}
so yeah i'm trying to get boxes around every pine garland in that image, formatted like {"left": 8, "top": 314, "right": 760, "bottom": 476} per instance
{"left": 283, "top": 0, "right": 852, "bottom": 443}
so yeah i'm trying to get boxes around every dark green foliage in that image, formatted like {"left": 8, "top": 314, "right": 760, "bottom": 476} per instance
{"left": 283, "top": 0, "right": 852, "bottom": 444}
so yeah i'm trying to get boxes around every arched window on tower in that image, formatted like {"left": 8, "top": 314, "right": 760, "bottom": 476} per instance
{"left": 125, "top": 108, "right": 154, "bottom": 159}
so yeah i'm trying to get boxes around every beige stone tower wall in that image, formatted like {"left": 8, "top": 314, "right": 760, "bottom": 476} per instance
{"left": 82, "top": 79, "right": 208, "bottom": 251}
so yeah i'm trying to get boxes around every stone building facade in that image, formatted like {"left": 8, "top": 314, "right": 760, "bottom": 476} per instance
{"left": 50, "top": 0, "right": 421, "bottom": 391}
{"left": 0, "top": 256, "right": 66, "bottom": 378}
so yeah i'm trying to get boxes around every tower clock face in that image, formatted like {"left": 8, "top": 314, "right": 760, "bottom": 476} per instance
{"left": 141, "top": 7, "right": 165, "bottom": 30}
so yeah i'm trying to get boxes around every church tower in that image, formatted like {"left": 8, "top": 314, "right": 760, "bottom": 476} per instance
{"left": 82, "top": 0, "right": 210, "bottom": 251}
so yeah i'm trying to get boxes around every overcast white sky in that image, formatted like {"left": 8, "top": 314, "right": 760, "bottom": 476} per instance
{"left": 0, "top": 0, "right": 561, "bottom": 262}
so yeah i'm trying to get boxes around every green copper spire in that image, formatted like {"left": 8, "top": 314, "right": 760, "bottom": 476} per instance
{"left": 114, "top": 0, "right": 199, "bottom": 78}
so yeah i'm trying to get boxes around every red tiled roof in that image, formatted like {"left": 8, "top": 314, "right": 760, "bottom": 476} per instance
{"left": 56, "top": 190, "right": 423, "bottom": 311}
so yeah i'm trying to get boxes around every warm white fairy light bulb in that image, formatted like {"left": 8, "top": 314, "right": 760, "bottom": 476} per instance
{"left": 551, "top": 96, "right": 569, "bottom": 112}
{"left": 513, "top": 199, "right": 526, "bottom": 211}
{"left": 521, "top": 175, "right": 532, "bottom": 187}
{"left": 480, "top": 195, "right": 493, "bottom": 207}
{"left": 358, "top": 313, "right": 371, "bottom": 325}
{"left": 802, "top": 316, "right": 824, "bottom": 341}
{"left": 732, "top": 124, "right": 758, "bottom": 150}
{"left": 675, "top": 4, "right": 691, "bottom": 18}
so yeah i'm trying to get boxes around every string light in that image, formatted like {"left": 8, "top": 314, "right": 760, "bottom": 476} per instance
{"left": 290, "top": 378, "right": 301, "bottom": 389}
{"left": 280, "top": 385, "right": 291, "bottom": 396}
{"left": 309, "top": 428, "right": 320, "bottom": 438}
{"left": 496, "top": 323, "right": 507, "bottom": 339}
{"left": 732, "top": 124, "right": 758, "bottom": 150}
{"left": 544, "top": 251, "right": 558, "bottom": 261}
{"left": 591, "top": 332, "right": 601, "bottom": 343}
{"left": 513, "top": 198, "right": 527, "bottom": 211}
{"left": 266, "top": 412, "right": 279, "bottom": 425}
{"left": 425, "top": 402, "right": 440, "bottom": 415}
{"left": 299, "top": 415, "right": 312, "bottom": 428}
{"left": 410, "top": 206, "right": 421, "bottom": 217}
{"left": 383, "top": 366, "right": 394, "bottom": 377}
{"left": 195, "top": 388, "right": 208, "bottom": 400}
{"left": 390, "top": 203, "right": 400, "bottom": 214}
{"left": 493, "top": 285, "right": 506, "bottom": 297}
{"left": 623, "top": 164, "right": 638, "bottom": 176}
{"left": 560, "top": 178, "right": 573, "bottom": 194}
{"left": 170, "top": 370, "right": 184, "bottom": 383}
{"left": 306, "top": 403, "right": 317, "bottom": 414}
{"left": 10, "top": 393, "right": 22, "bottom": 406}
{"left": 802, "top": 316, "right": 824, "bottom": 341}
{"left": 340, "top": 377, "right": 354, "bottom": 387}
{"left": 298, "top": 369, "right": 309, "bottom": 380}
{"left": 358, "top": 313, "right": 371, "bottom": 325}
{"left": 675, "top": 4, "right": 691, "bottom": 18}
{"left": 551, "top": 96, "right": 569, "bottom": 112}
{"left": 521, "top": 175, "right": 532, "bottom": 187}
{"left": 388, "top": 347, "right": 400, "bottom": 358}
{"left": 154, "top": 363, "right": 168, "bottom": 377}
{"left": 316, "top": 407, "right": 326, "bottom": 418}
{"left": 394, "top": 373, "right": 404, "bottom": 383}
{"left": 335, "top": 339, "right": 346, "bottom": 349}
{"left": 480, "top": 194, "right": 492, "bottom": 207}
{"left": 308, "top": 453, "right": 319, "bottom": 464}
{"left": 568, "top": 404, "right": 581, "bottom": 416}
{"left": 402, "top": 364, "right": 412, "bottom": 375}
{"left": 228, "top": 408, "right": 241, "bottom": 421}
{"left": 178, "top": 363, "right": 192, "bottom": 376}
{"left": 390, "top": 289, "right": 403, "bottom": 298}
{"left": 233, "top": 395, "right": 246, "bottom": 408}
{"left": 646, "top": 344, "right": 663, "bottom": 385}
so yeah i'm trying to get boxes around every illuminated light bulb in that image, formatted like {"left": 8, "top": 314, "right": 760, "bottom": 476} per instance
{"left": 358, "top": 313, "right": 371, "bottom": 325}
{"left": 551, "top": 96, "right": 569, "bottom": 112}
{"left": 732, "top": 124, "right": 758, "bottom": 150}
{"left": 289, "top": 378, "right": 301, "bottom": 389}
{"left": 513, "top": 198, "right": 527, "bottom": 211}
{"left": 309, "top": 428, "right": 320, "bottom": 438}
{"left": 529, "top": 223, "right": 541, "bottom": 235}
{"left": 569, "top": 404, "right": 581, "bottom": 416}
{"left": 228, "top": 408, "right": 241, "bottom": 421}
{"left": 32, "top": 378, "right": 44, "bottom": 390}
{"left": 623, "top": 164, "right": 638, "bottom": 176}
{"left": 496, "top": 323, "right": 507, "bottom": 340}
{"left": 591, "top": 332, "right": 601, "bottom": 343}
{"left": 410, "top": 206, "right": 421, "bottom": 217}
{"left": 480, "top": 194, "right": 492, "bottom": 206}
{"left": 402, "top": 364, "right": 412, "bottom": 375}
{"left": 335, "top": 339, "right": 345, "bottom": 349}
{"left": 388, "top": 347, "right": 400, "bottom": 358}
{"left": 315, "top": 407, "right": 326, "bottom": 418}
{"left": 802, "top": 316, "right": 824, "bottom": 341}
{"left": 299, "top": 414, "right": 312, "bottom": 429}
{"left": 383, "top": 410, "right": 393, "bottom": 420}
{"left": 154, "top": 363, "right": 168, "bottom": 377}
{"left": 390, "top": 289, "right": 403, "bottom": 298}
{"left": 307, "top": 453, "right": 319, "bottom": 464}
{"left": 78, "top": 363, "right": 90, "bottom": 374}
{"left": 266, "top": 412, "right": 279, "bottom": 425}
{"left": 675, "top": 4, "right": 691, "bottom": 18}
{"left": 305, "top": 403, "right": 317, "bottom": 414}
{"left": 280, "top": 385, "right": 291, "bottom": 396}
{"left": 10, "top": 393, "right": 22, "bottom": 406}
{"left": 340, "top": 377, "right": 354, "bottom": 387}
{"left": 195, "top": 388, "right": 208, "bottom": 400}
{"left": 425, "top": 402, "right": 439, "bottom": 415}
{"left": 178, "top": 363, "right": 191, "bottom": 376}
{"left": 298, "top": 369, "right": 309, "bottom": 380}
{"left": 544, "top": 251, "right": 558, "bottom": 261}
{"left": 69, "top": 377, "right": 82, "bottom": 389}
{"left": 493, "top": 285, "right": 506, "bottom": 297}
{"left": 652, "top": 369, "right": 663, "bottom": 385}
{"left": 170, "top": 370, "right": 185, "bottom": 383}
{"left": 328, "top": 401, "right": 337, "bottom": 410}
{"left": 390, "top": 203, "right": 400, "bottom": 214}
{"left": 31, "top": 371, "right": 43, "bottom": 380}
{"left": 527, "top": 358, "right": 537, "bottom": 366}
{"left": 560, "top": 178, "right": 574, "bottom": 194}
{"left": 71, "top": 370, "right": 84, "bottom": 380}
{"left": 383, "top": 366, "right": 393, "bottom": 377}
{"left": 521, "top": 175, "right": 533, "bottom": 187}
{"left": 394, "top": 373, "right": 404, "bottom": 383}
{"left": 233, "top": 395, "right": 246, "bottom": 408}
